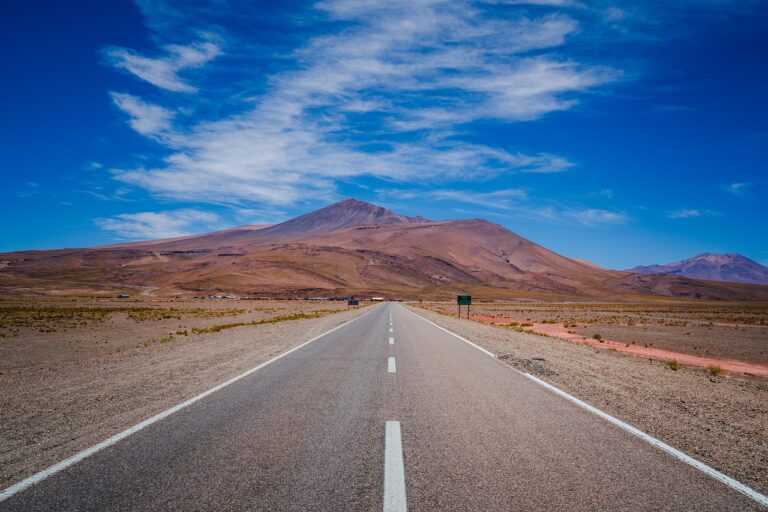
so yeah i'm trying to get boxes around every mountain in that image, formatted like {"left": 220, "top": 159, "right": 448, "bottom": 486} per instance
{"left": 2, "top": 199, "right": 767, "bottom": 300}
{"left": 260, "top": 198, "right": 428, "bottom": 236}
{"left": 627, "top": 253, "right": 768, "bottom": 285}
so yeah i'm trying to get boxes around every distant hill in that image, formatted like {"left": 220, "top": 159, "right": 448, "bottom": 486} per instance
{"left": 627, "top": 253, "right": 768, "bottom": 285}
{"left": 2, "top": 199, "right": 767, "bottom": 300}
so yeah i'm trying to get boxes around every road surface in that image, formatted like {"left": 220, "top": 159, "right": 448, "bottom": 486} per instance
{"left": 1, "top": 303, "right": 764, "bottom": 511}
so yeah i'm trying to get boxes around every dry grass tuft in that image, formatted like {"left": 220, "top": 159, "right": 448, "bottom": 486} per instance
{"left": 708, "top": 365, "right": 723, "bottom": 377}
{"left": 190, "top": 310, "right": 338, "bottom": 335}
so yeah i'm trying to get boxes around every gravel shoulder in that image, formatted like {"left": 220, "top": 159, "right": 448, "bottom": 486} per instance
{"left": 0, "top": 305, "right": 371, "bottom": 489}
{"left": 409, "top": 305, "right": 768, "bottom": 495}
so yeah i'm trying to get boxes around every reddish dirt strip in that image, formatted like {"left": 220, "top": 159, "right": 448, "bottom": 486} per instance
{"left": 469, "top": 314, "right": 768, "bottom": 378}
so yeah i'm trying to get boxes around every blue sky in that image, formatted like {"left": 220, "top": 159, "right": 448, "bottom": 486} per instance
{"left": 2, "top": 0, "right": 766, "bottom": 269}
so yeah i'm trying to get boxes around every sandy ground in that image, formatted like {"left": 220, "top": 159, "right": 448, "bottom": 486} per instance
{"left": 409, "top": 305, "right": 768, "bottom": 495}
{"left": 464, "top": 311, "right": 768, "bottom": 376}
{"left": 0, "top": 300, "right": 369, "bottom": 489}
{"left": 0, "top": 299, "right": 350, "bottom": 367}
{"left": 570, "top": 322, "right": 768, "bottom": 363}
{"left": 533, "top": 321, "right": 768, "bottom": 377}
{"left": 421, "top": 301, "right": 768, "bottom": 364}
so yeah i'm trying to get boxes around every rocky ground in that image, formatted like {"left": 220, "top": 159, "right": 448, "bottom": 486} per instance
{"left": 410, "top": 305, "right": 768, "bottom": 495}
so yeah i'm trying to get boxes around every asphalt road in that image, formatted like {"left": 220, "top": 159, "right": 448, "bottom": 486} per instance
{"left": 1, "top": 303, "right": 764, "bottom": 511}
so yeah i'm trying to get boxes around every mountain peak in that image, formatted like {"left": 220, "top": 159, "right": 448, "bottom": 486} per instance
{"left": 628, "top": 252, "right": 768, "bottom": 285}
{"left": 325, "top": 198, "right": 392, "bottom": 215}
{"left": 262, "top": 198, "right": 429, "bottom": 236}
{"left": 335, "top": 198, "right": 374, "bottom": 207}
{"left": 692, "top": 253, "right": 749, "bottom": 263}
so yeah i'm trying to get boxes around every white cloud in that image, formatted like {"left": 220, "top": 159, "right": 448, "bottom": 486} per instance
{"left": 491, "top": 0, "right": 584, "bottom": 6}
{"left": 232, "top": 208, "right": 286, "bottom": 225}
{"left": 604, "top": 7, "right": 626, "bottom": 21}
{"left": 105, "top": 40, "right": 220, "bottom": 92}
{"left": 668, "top": 209, "right": 701, "bottom": 219}
{"left": 566, "top": 208, "right": 627, "bottom": 225}
{"left": 432, "top": 189, "right": 528, "bottom": 204}
{"left": 106, "top": 1, "right": 616, "bottom": 206}
{"left": 724, "top": 182, "right": 751, "bottom": 196}
{"left": 110, "top": 92, "right": 174, "bottom": 136}
{"left": 380, "top": 187, "right": 626, "bottom": 226}
{"left": 96, "top": 209, "right": 220, "bottom": 239}
{"left": 590, "top": 188, "right": 614, "bottom": 199}
{"left": 388, "top": 57, "right": 616, "bottom": 131}
{"left": 667, "top": 208, "right": 718, "bottom": 219}
{"left": 380, "top": 188, "right": 528, "bottom": 208}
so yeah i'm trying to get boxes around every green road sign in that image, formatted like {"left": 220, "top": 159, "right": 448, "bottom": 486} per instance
{"left": 457, "top": 295, "right": 472, "bottom": 305}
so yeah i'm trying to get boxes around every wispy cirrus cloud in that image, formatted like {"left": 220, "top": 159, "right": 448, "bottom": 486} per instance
{"left": 96, "top": 209, "right": 220, "bottom": 239}
{"left": 667, "top": 208, "right": 718, "bottom": 219}
{"left": 589, "top": 188, "right": 614, "bottom": 199}
{"left": 103, "top": 0, "right": 617, "bottom": 207}
{"left": 379, "top": 187, "right": 627, "bottom": 225}
{"left": 105, "top": 39, "right": 221, "bottom": 92}
{"left": 567, "top": 208, "right": 626, "bottom": 225}
{"left": 496, "top": 0, "right": 584, "bottom": 7}
{"left": 110, "top": 93, "right": 174, "bottom": 136}
{"left": 723, "top": 182, "right": 751, "bottom": 196}
{"left": 379, "top": 188, "right": 528, "bottom": 209}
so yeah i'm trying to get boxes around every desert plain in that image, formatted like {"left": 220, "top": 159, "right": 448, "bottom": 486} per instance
{"left": 1, "top": 295, "right": 766, "bottom": 496}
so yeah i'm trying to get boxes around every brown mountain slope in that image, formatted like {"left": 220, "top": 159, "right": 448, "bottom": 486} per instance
{"left": 297, "top": 219, "right": 606, "bottom": 291}
{"left": 1, "top": 199, "right": 767, "bottom": 300}
{"left": 101, "top": 224, "right": 273, "bottom": 250}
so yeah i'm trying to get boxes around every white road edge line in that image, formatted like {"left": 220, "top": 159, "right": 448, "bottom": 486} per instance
{"left": 389, "top": 336, "right": 395, "bottom": 345}
{"left": 522, "top": 373, "right": 768, "bottom": 507}
{"left": 388, "top": 356, "right": 397, "bottom": 373}
{"left": 0, "top": 305, "right": 381, "bottom": 504}
{"left": 403, "top": 305, "right": 495, "bottom": 358}
{"left": 384, "top": 421, "right": 408, "bottom": 512}
{"left": 403, "top": 304, "right": 768, "bottom": 508}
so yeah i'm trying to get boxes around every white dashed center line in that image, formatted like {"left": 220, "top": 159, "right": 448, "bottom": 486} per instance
{"left": 387, "top": 356, "right": 397, "bottom": 373}
{"left": 383, "top": 421, "right": 407, "bottom": 512}
{"left": 389, "top": 336, "right": 394, "bottom": 345}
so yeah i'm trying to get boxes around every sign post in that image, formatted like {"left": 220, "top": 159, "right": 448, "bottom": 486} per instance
{"left": 456, "top": 294, "right": 471, "bottom": 319}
